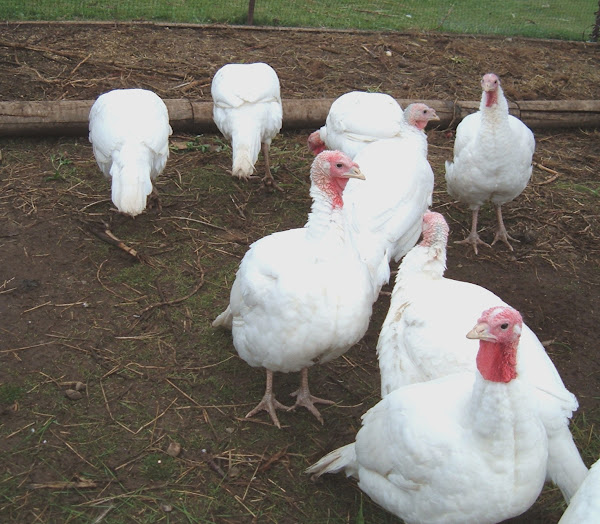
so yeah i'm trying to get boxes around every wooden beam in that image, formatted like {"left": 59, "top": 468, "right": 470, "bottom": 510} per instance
{"left": 0, "top": 98, "right": 598, "bottom": 137}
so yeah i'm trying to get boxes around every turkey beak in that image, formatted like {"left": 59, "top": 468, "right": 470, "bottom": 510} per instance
{"left": 345, "top": 164, "right": 365, "bottom": 181}
{"left": 429, "top": 109, "right": 440, "bottom": 121}
{"left": 466, "top": 322, "right": 497, "bottom": 342}
{"left": 481, "top": 78, "right": 496, "bottom": 92}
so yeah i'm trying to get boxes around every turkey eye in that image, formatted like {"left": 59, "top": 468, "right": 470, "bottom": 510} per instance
{"left": 500, "top": 323, "right": 509, "bottom": 330}
{"left": 336, "top": 163, "right": 343, "bottom": 168}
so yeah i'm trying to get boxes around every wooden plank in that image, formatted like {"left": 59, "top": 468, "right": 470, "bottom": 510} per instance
{"left": 0, "top": 98, "right": 598, "bottom": 136}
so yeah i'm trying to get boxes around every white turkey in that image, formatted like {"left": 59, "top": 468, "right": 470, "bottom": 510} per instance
{"left": 342, "top": 103, "right": 439, "bottom": 296}
{"left": 212, "top": 150, "right": 373, "bottom": 428}
{"left": 445, "top": 73, "right": 535, "bottom": 253}
{"left": 307, "top": 91, "right": 405, "bottom": 158}
{"left": 211, "top": 62, "right": 282, "bottom": 188}
{"left": 88, "top": 88, "right": 172, "bottom": 217}
{"left": 559, "top": 457, "right": 600, "bottom": 524}
{"left": 307, "top": 306, "right": 549, "bottom": 524}
{"left": 377, "top": 211, "right": 587, "bottom": 502}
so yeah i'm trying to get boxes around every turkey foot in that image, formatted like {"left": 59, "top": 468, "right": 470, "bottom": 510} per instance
{"left": 454, "top": 208, "right": 490, "bottom": 255}
{"left": 245, "top": 370, "right": 290, "bottom": 429}
{"left": 490, "top": 205, "right": 518, "bottom": 251}
{"left": 261, "top": 143, "right": 283, "bottom": 192}
{"left": 289, "top": 368, "right": 334, "bottom": 425}
{"left": 148, "top": 185, "right": 162, "bottom": 213}
{"left": 455, "top": 232, "right": 491, "bottom": 255}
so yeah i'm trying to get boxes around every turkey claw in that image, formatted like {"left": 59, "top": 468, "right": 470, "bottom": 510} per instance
{"left": 246, "top": 395, "right": 291, "bottom": 429}
{"left": 454, "top": 233, "right": 491, "bottom": 255}
{"left": 290, "top": 389, "right": 334, "bottom": 425}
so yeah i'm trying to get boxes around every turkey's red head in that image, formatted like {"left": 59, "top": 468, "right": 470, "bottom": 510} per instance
{"left": 311, "top": 150, "right": 364, "bottom": 209}
{"left": 481, "top": 73, "right": 500, "bottom": 108}
{"left": 404, "top": 103, "right": 440, "bottom": 130}
{"left": 467, "top": 306, "right": 523, "bottom": 383}
{"left": 308, "top": 130, "right": 327, "bottom": 155}
{"left": 420, "top": 211, "right": 449, "bottom": 247}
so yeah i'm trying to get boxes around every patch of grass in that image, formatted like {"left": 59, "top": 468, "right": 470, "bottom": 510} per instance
{"left": 0, "top": 0, "right": 595, "bottom": 40}
{"left": 112, "top": 264, "right": 161, "bottom": 293}
{"left": 571, "top": 409, "right": 600, "bottom": 467}
{"left": 555, "top": 180, "right": 600, "bottom": 199}
{"left": 571, "top": 183, "right": 600, "bottom": 197}
{"left": 141, "top": 453, "right": 177, "bottom": 481}
{"left": 0, "top": 383, "right": 24, "bottom": 404}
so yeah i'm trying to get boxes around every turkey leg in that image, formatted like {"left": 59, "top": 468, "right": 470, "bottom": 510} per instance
{"left": 289, "top": 367, "right": 334, "bottom": 425}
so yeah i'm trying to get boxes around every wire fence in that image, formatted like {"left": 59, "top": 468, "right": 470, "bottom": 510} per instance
{"left": 1, "top": 1, "right": 598, "bottom": 41}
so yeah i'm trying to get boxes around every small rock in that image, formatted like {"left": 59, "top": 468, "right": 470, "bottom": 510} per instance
{"left": 520, "top": 228, "right": 538, "bottom": 244}
{"left": 74, "top": 381, "right": 86, "bottom": 391}
{"left": 20, "top": 279, "right": 40, "bottom": 292}
{"left": 160, "top": 504, "right": 173, "bottom": 513}
{"left": 65, "top": 389, "right": 83, "bottom": 400}
{"left": 166, "top": 441, "right": 181, "bottom": 457}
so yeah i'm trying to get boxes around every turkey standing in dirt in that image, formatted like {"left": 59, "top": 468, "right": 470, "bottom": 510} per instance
{"left": 213, "top": 150, "right": 373, "bottom": 428}
{"left": 211, "top": 62, "right": 283, "bottom": 189}
{"left": 341, "top": 103, "right": 439, "bottom": 297}
{"left": 89, "top": 88, "right": 172, "bottom": 217}
{"left": 445, "top": 73, "right": 535, "bottom": 253}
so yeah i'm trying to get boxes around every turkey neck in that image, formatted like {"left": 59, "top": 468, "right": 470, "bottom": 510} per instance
{"left": 476, "top": 337, "right": 518, "bottom": 383}
{"left": 471, "top": 334, "right": 529, "bottom": 435}
{"left": 468, "top": 372, "right": 541, "bottom": 459}
{"left": 404, "top": 124, "right": 429, "bottom": 157}
{"left": 393, "top": 228, "right": 447, "bottom": 289}
{"left": 305, "top": 184, "right": 347, "bottom": 243}
{"left": 479, "top": 86, "right": 510, "bottom": 127}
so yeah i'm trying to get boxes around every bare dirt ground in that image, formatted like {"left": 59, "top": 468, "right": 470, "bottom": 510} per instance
{"left": 0, "top": 23, "right": 599, "bottom": 523}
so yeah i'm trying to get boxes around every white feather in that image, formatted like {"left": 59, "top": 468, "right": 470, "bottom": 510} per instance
{"left": 309, "top": 366, "right": 549, "bottom": 524}
{"left": 316, "top": 91, "right": 405, "bottom": 158}
{"left": 377, "top": 212, "right": 588, "bottom": 502}
{"left": 445, "top": 80, "right": 535, "bottom": 210}
{"left": 211, "top": 62, "right": 282, "bottom": 179}
{"left": 559, "top": 458, "right": 600, "bottom": 524}
{"left": 341, "top": 105, "right": 436, "bottom": 296}
{"left": 88, "top": 88, "right": 172, "bottom": 217}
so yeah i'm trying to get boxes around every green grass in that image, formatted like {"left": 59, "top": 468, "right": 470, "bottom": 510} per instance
{"left": 0, "top": 0, "right": 597, "bottom": 40}
{"left": 0, "top": 383, "right": 25, "bottom": 404}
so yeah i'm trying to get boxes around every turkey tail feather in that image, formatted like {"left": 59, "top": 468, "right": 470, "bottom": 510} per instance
{"left": 305, "top": 444, "right": 357, "bottom": 478}
{"left": 546, "top": 426, "right": 589, "bottom": 503}
{"left": 110, "top": 143, "right": 153, "bottom": 217}
{"left": 213, "top": 306, "right": 233, "bottom": 329}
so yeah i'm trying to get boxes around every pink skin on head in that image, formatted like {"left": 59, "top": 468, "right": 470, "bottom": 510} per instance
{"left": 420, "top": 211, "right": 450, "bottom": 247}
{"left": 468, "top": 306, "right": 523, "bottom": 383}
{"left": 481, "top": 73, "right": 500, "bottom": 108}
{"left": 308, "top": 131, "right": 327, "bottom": 155}
{"left": 311, "top": 150, "right": 363, "bottom": 209}
{"left": 404, "top": 103, "right": 440, "bottom": 130}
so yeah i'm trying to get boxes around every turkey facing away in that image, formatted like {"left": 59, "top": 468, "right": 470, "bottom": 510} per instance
{"left": 211, "top": 62, "right": 283, "bottom": 189}
{"left": 307, "top": 90, "right": 406, "bottom": 158}
{"left": 88, "top": 88, "right": 172, "bottom": 217}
